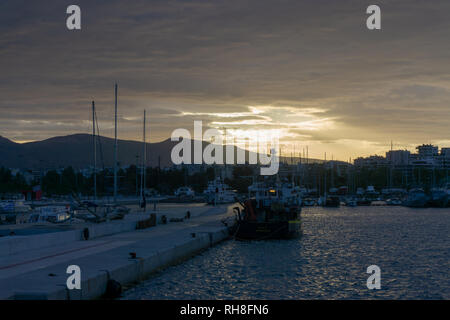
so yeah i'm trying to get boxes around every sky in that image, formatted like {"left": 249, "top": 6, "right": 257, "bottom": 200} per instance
{"left": 1, "top": 0, "right": 450, "bottom": 161}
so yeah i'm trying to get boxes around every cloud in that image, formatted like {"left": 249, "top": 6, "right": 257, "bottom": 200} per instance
{"left": 0, "top": 0, "right": 449, "bottom": 160}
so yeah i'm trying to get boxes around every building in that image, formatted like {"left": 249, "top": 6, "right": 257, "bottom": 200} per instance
{"left": 386, "top": 150, "right": 410, "bottom": 166}
{"left": 354, "top": 155, "right": 387, "bottom": 167}
{"left": 416, "top": 144, "right": 439, "bottom": 158}
{"left": 441, "top": 148, "right": 450, "bottom": 159}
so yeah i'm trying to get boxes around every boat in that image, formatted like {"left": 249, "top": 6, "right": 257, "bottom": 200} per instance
{"left": 0, "top": 199, "right": 31, "bottom": 214}
{"left": 403, "top": 188, "right": 429, "bottom": 208}
{"left": 203, "top": 178, "right": 237, "bottom": 204}
{"left": 356, "top": 188, "right": 365, "bottom": 196}
{"left": 356, "top": 197, "right": 372, "bottom": 206}
{"left": 29, "top": 205, "right": 72, "bottom": 223}
{"left": 320, "top": 195, "right": 340, "bottom": 207}
{"left": 174, "top": 186, "right": 195, "bottom": 198}
{"left": 71, "top": 196, "right": 130, "bottom": 223}
{"left": 345, "top": 198, "right": 358, "bottom": 207}
{"left": 371, "top": 200, "right": 387, "bottom": 206}
{"left": 233, "top": 183, "right": 301, "bottom": 240}
{"left": 302, "top": 198, "right": 316, "bottom": 206}
{"left": 366, "top": 186, "right": 378, "bottom": 196}
{"left": 0, "top": 199, "right": 32, "bottom": 224}
{"left": 447, "top": 183, "right": 450, "bottom": 207}
{"left": 429, "top": 188, "right": 448, "bottom": 208}
{"left": 386, "top": 198, "right": 402, "bottom": 206}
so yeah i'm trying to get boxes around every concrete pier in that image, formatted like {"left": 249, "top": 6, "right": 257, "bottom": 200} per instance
{"left": 0, "top": 203, "right": 236, "bottom": 300}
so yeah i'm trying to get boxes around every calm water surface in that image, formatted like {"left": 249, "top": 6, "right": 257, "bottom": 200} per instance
{"left": 122, "top": 206, "right": 450, "bottom": 300}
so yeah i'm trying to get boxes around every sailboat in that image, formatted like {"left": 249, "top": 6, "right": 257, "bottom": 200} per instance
{"left": 72, "top": 85, "right": 130, "bottom": 223}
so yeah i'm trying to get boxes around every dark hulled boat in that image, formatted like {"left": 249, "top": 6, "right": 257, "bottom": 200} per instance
{"left": 324, "top": 195, "right": 340, "bottom": 207}
{"left": 403, "top": 188, "right": 429, "bottom": 208}
{"left": 429, "top": 188, "right": 449, "bottom": 208}
{"left": 233, "top": 183, "right": 302, "bottom": 240}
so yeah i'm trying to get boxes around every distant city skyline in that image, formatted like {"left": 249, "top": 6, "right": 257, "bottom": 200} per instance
{"left": 1, "top": 0, "right": 450, "bottom": 161}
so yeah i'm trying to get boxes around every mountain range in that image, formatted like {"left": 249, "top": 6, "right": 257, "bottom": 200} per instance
{"left": 0, "top": 134, "right": 323, "bottom": 169}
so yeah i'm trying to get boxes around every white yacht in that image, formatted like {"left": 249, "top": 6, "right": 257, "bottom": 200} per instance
{"left": 203, "top": 178, "right": 236, "bottom": 204}
{"left": 174, "top": 186, "right": 195, "bottom": 198}
{"left": 29, "top": 206, "right": 72, "bottom": 223}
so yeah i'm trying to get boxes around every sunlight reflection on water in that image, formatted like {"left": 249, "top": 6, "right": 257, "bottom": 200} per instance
{"left": 122, "top": 206, "right": 450, "bottom": 300}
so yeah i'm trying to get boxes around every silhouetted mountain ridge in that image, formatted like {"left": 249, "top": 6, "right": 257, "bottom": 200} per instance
{"left": 0, "top": 134, "right": 324, "bottom": 169}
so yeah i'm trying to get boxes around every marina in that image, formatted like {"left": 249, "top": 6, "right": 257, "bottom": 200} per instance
{"left": 1, "top": 0, "right": 450, "bottom": 305}
{"left": 0, "top": 183, "right": 448, "bottom": 300}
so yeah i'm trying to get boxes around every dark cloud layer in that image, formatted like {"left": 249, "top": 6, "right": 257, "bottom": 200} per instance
{"left": 0, "top": 0, "right": 449, "bottom": 159}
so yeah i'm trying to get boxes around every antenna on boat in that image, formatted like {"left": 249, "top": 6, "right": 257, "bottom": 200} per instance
{"left": 113, "top": 83, "right": 118, "bottom": 203}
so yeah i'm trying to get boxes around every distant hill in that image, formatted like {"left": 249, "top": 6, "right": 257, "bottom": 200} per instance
{"left": 0, "top": 134, "right": 324, "bottom": 169}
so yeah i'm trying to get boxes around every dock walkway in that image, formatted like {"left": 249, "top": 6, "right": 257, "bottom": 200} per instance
{"left": 0, "top": 203, "right": 236, "bottom": 300}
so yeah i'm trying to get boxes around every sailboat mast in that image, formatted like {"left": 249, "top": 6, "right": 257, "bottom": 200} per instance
{"left": 324, "top": 152, "right": 327, "bottom": 197}
{"left": 92, "top": 101, "right": 97, "bottom": 201}
{"left": 306, "top": 146, "right": 309, "bottom": 164}
{"left": 113, "top": 83, "right": 118, "bottom": 202}
{"left": 141, "top": 110, "right": 146, "bottom": 199}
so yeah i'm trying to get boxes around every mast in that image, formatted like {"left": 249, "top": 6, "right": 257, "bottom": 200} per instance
{"left": 136, "top": 155, "right": 139, "bottom": 196}
{"left": 113, "top": 83, "right": 118, "bottom": 202}
{"left": 306, "top": 146, "right": 309, "bottom": 165}
{"left": 92, "top": 101, "right": 97, "bottom": 201}
{"left": 141, "top": 110, "right": 146, "bottom": 199}
{"left": 324, "top": 152, "right": 327, "bottom": 197}
{"left": 306, "top": 146, "right": 309, "bottom": 187}
{"left": 331, "top": 154, "right": 334, "bottom": 188}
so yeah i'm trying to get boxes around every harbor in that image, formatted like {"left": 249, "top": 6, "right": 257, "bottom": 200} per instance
{"left": 1, "top": 0, "right": 450, "bottom": 304}
{"left": 122, "top": 206, "right": 450, "bottom": 300}
{"left": 0, "top": 202, "right": 234, "bottom": 300}
{"left": 0, "top": 179, "right": 449, "bottom": 300}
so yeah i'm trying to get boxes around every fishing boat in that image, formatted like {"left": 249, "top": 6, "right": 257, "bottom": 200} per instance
{"left": 232, "top": 183, "right": 301, "bottom": 240}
